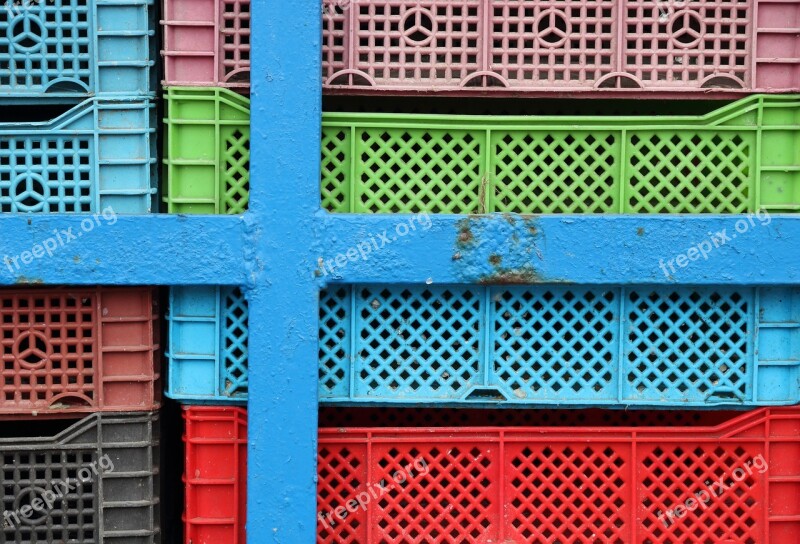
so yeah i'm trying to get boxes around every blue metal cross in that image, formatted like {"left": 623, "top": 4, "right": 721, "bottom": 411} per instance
{"left": 0, "top": 0, "right": 798, "bottom": 542}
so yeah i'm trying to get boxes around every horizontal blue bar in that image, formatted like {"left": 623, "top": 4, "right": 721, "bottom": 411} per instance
{"left": 317, "top": 213, "right": 800, "bottom": 285}
{"left": 0, "top": 215, "right": 249, "bottom": 286}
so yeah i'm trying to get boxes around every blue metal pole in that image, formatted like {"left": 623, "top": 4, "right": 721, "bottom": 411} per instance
{"left": 248, "top": 0, "right": 321, "bottom": 541}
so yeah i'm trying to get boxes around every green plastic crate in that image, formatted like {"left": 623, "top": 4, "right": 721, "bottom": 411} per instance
{"left": 322, "top": 95, "right": 800, "bottom": 214}
{"left": 163, "top": 87, "right": 250, "bottom": 214}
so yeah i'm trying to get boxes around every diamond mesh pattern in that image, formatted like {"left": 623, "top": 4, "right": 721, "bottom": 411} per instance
{"left": 374, "top": 444, "right": 497, "bottom": 543}
{"left": 624, "top": 0, "right": 751, "bottom": 87}
{"left": 320, "top": 285, "right": 772, "bottom": 406}
{"left": 317, "top": 445, "right": 368, "bottom": 543}
{"left": 2, "top": 450, "right": 97, "bottom": 542}
{"left": 223, "top": 128, "right": 250, "bottom": 214}
{"left": 221, "top": 287, "right": 248, "bottom": 397}
{"left": 0, "top": 138, "right": 92, "bottom": 212}
{"left": 0, "top": 291, "right": 96, "bottom": 408}
{"left": 350, "top": 2, "right": 481, "bottom": 85}
{"left": 490, "top": 0, "right": 616, "bottom": 85}
{"left": 318, "top": 287, "right": 351, "bottom": 398}
{"left": 640, "top": 444, "right": 761, "bottom": 542}
{"left": 221, "top": 0, "right": 250, "bottom": 82}
{"left": 353, "top": 285, "right": 483, "bottom": 398}
{"left": 491, "top": 287, "right": 618, "bottom": 401}
{"left": 507, "top": 444, "right": 628, "bottom": 543}
{"left": 627, "top": 132, "right": 753, "bottom": 213}
{"left": 625, "top": 289, "right": 750, "bottom": 402}
{"left": 492, "top": 131, "right": 619, "bottom": 213}
{"left": 0, "top": 0, "right": 90, "bottom": 92}
{"left": 321, "top": 128, "right": 350, "bottom": 212}
{"left": 356, "top": 129, "right": 484, "bottom": 213}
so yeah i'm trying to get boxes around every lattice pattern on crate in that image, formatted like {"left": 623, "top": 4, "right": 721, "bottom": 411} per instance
{"left": 0, "top": 291, "right": 96, "bottom": 408}
{"left": 0, "top": 138, "right": 92, "bottom": 213}
{"left": 317, "top": 444, "right": 367, "bottom": 543}
{"left": 624, "top": 0, "right": 750, "bottom": 88}
{"left": 625, "top": 289, "right": 750, "bottom": 402}
{"left": 319, "top": 409, "right": 796, "bottom": 543}
{"left": 0, "top": 0, "right": 91, "bottom": 93}
{"left": 492, "top": 287, "right": 618, "bottom": 401}
{"left": 223, "top": 128, "right": 250, "bottom": 214}
{"left": 319, "top": 287, "right": 351, "bottom": 398}
{"left": 222, "top": 287, "right": 249, "bottom": 396}
{"left": 322, "top": 96, "right": 796, "bottom": 213}
{"left": 639, "top": 444, "right": 761, "bottom": 541}
{"left": 626, "top": 132, "right": 753, "bottom": 213}
{"left": 324, "top": 0, "right": 800, "bottom": 93}
{"left": 318, "top": 285, "right": 785, "bottom": 405}
{"left": 221, "top": 0, "right": 251, "bottom": 83}
{"left": 492, "top": 131, "right": 619, "bottom": 213}
{"left": 353, "top": 285, "right": 483, "bottom": 398}
{"left": 506, "top": 444, "right": 628, "bottom": 542}
{"left": 343, "top": 1, "right": 482, "bottom": 86}
{"left": 490, "top": 0, "right": 616, "bottom": 86}
{"left": 2, "top": 450, "right": 97, "bottom": 541}
{"left": 357, "top": 129, "right": 484, "bottom": 213}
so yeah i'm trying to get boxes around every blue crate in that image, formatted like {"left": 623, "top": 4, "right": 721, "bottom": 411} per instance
{"left": 0, "top": 0, "right": 155, "bottom": 101}
{"left": 0, "top": 98, "right": 156, "bottom": 213}
{"left": 169, "top": 284, "right": 800, "bottom": 407}
{"left": 166, "top": 285, "right": 249, "bottom": 403}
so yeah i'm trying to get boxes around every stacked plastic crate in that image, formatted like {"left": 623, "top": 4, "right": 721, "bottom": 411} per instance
{"left": 0, "top": 1, "right": 161, "bottom": 542}
{"left": 167, "top": 0, "right": 800, "bottom": 543}
{"left": 160, "top": 1, "right": 250, "bottom": 542}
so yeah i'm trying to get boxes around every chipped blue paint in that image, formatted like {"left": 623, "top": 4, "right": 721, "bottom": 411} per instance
{"left": 318, "top": 214, "right": 800, "bottom": 285}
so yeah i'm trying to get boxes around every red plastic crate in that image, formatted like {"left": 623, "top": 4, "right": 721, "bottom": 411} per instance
{"left": 0, "top": 287, "right": 159, "bottom": 417}
{"left": 322, "top": 0, "right": 800, "bottom": 97}
{"left": 319, "top": 408, "right": 800, "bottom": 543}
{"left": 183, "top": 406, "right": 248, "bottom": 544}
{"left": 162, "top": 0, "right": 250, "bottom": 90}
{"left": 184, "top": 407, "right": 800, "bottom": 543}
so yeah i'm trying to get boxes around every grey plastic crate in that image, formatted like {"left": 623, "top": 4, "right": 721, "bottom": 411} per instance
{"left": 1, "top": 412, "right": 160, "bottom": 544}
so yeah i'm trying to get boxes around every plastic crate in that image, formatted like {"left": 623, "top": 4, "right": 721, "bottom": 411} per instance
{"left": 184, "top": 407, "right": 800, "bottom": 543}
{"left": 167, "top": 284, "right": 800, "bottom": 407}
{"left": 0, "top": 0, "right": 155, "bottom": 101}
{"left": 162, "top": 87, "right": 249, "bottom": 214}
{"left": 318, "top": 408, "right": 800, "bottom": 543}
{"left": 161, "top": 0, "right": 250, "bottom": 90}
{"left": 0, "top": 287, "right": 160, "bottom": 417}
{"left": 322, "top": 94, "right": 800, "bottom": 213}
{"left": 0, "top": 98, "right": 157, "bottom": 213}
{"left": 1, "top": 411, "right": 160, "bottom": 543}
{"left": 322, "top": 0, "right": 800, "bottom": 96}
{"left": 165, "top": 286, "right": 248, "bottom": 403}
{"left": 183, "top": 406, "right": 247, "bottom": 544}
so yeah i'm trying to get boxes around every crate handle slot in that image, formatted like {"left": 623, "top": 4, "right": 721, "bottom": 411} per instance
{"left": 700, "top": 74, "right": 744, "bottom": 90}
{"left": 464, "top": 387, "right": 508, "bottom": 402}
{"left": 705, "top": 388, "right": 744, "bottom": 404}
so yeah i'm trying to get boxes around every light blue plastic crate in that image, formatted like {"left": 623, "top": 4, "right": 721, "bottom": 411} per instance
{"left": 0, "top": 98, "right": 157, "bottom": 213}
{"left": 169, "top": 284, "right": 800, "bottom": 407}
{"left": 0, "top": 0, "right": 155, "bottom": 101}
{"left": 166, "top": 285, "right": 249, "bottom": 403}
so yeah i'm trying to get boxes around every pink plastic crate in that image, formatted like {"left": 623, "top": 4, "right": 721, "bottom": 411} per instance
{"left": 322, "top": 0, "right": 800, "bottom": 96}
{"left": 162, "top": 0, "right": 250, "bottom": 90}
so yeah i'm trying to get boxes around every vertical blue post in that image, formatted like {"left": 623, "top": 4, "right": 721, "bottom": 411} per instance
{"left": 248, "top": 0, "right": 321, "bottom": 541}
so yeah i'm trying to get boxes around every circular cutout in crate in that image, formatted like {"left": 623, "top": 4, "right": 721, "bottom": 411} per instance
{"left": 670, "top": 10, "right": 704, "bottom": 48}
{"left": 9, "top": 15, "right": 45, "bottom": 51}
{"left": 401, "top": 8, "right": 436, "bottom": 46}
{"left": 15, "top": 331, "right": 50, "bottom": 369}
{"left": 12, "top": 173, "right": 48, "bottom": 212}
{"left": 535, "top": 9, "right": 571, "bottom": 47}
